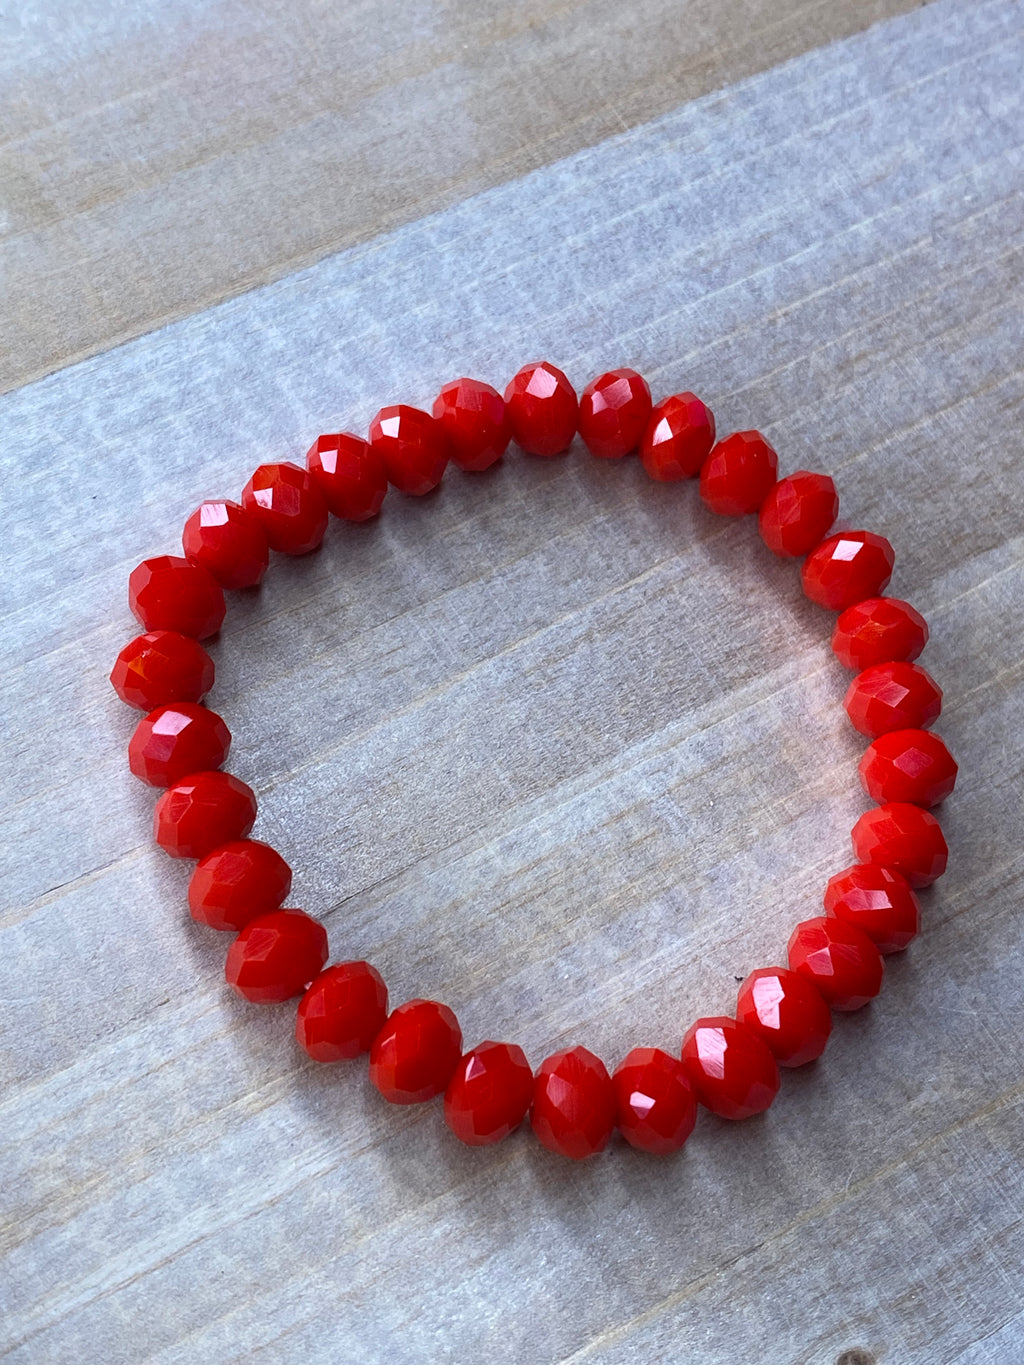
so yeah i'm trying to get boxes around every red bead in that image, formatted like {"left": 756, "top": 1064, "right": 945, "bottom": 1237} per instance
{"left": 787, "top": 917, "right": 884, "bottom": 1010}
{"left": 368, "top": 999, "right": 462, "bottom": 1104}
{"left": 578, "top": 369, "right": 653, "bottom": 459}
{"left": 852, "top": 802, "right": 949, "bottom": 888}
{"left": 128, "top": 555, "right": 225, "bottom": 640}
{"left": 612, "top": 1047, "right": 697, "bottom": 1154}
{"left": 735, "top": 967, "right": 832, "bottom": 1067}
{"left": 504, "top": 361, "right": 578, "bottom": 457}
{"left": 368, "top": 405, "right": 449, "bottom": 495}
{"left": 153, "top": 771, "right": 257, "bottom": 860}
{"left": 831, "top": 596, "right": 929, "bottom": 671}
{"left": 680, "top": 1017, "right": 780, "bottom": 1119}
{"left": 182, "top": 500, "right": 269, "bottom": 589}
{"left": 241, "top": 462, "right": 329, "bottom": 555}
{"left": 758, "top": 471, "right": 838, "bottom": 557}
{"left": 225, "top": 909, "right": 328, "bottom": 1004}
{"left": 295, "top": 961, "right": 389, "bottom": 1062}
{"left": 844, "top": 661, "right": 942, "bottom": 738}
{"left": 699, "top": 430, "right": 778, "bottom": 516}
{"left": 127, "top": 703, "right": 230, "bottom": 788}
{"left": 530, "top": 1046, "right": 616, "bottom": 1160}
{"left": 110, "top": 630, "right": 214, "bottom": 711}
{"left": 639, "top": 392, "right": 716, "bottom": 481}
{"left": 859, "top": 729, "right": 957, "bottom": 808}
{"left": 443, "top": 1041, "right": 534, "bottom": 1146}
{"left": 801, "top": 530, "right": 894, "bottom": 611}
{"left": 188, "top": 838, "right": 292, "bottom": 931}
{"left": 432, "top": 378, "right": 510, "bottom": 472}
{"left": 824, "top": 864, "right": 921, "bottom": 954}
{"left": 305, "top": 433, "right": 387, "bottom": 521}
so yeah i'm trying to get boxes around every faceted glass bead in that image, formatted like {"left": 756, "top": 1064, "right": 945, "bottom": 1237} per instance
{"left": 578, "top": 369, "right": 653, "bottom": 459}
{"left": 639, "top": 392, "right": 715, "bottom": 481}
{"left": 306, "top": 433, "right": 387, "bottom": 521}
{"left": 443, "top": 1041, "right": 534, "bottom": 1146}
{"left": 188, "top": 838, "right": 292, "bottom": 931}
{"left": 432, "top": 377, "right": 511, "bottom": 471}
{"left": 612, "top": 1046, "right": 697, "bottom": 1154}
{"left": 504, "top": 361, "right": 578, "bottom": 456}
{"left": 680, "top": 1017, "right": 780, "bottom": 1119}
{"left": 735, "top": 967, "right": 832, "bottom": 1067}
{"left": 128, "top": 555, "right": 226, "bottom": 640}
{"left": 831, "top": 596, "right": 928, "bottom": 671}
{"left": 296, "top": 961, "right": 389, "bottom": 1062}
{"left": 153, "top": 770, "right": 257, "bottom": 860}
{"left": 368, "top": 999, "right": 463, "bottom": 1104}
{"left": 852, "top": 801, "right": 949, "bottom": 887}
{"left": 110, "top": 630, "right": 214, "bottom": 711}
{"left": 844, "top": 661, "right": 942, "bottom": 738}
{"left": 699, "top": 430, "right": 779, "bottom": 516}
{"left": 801, "top": 530, "right": 895, "bottom": 611}
{"left": 225, "top": 909, "right": 328, "bottom": 1004}
{"left": 824, "top": 863, "right": 921, "bottom": 954}
{"left": 787, "top": 917, "right": 884, "bottom": 1010}
{"left": 530, "top": 1046, "right": 616, "bottom": 1160}
{"left": 368, "top": 405, "right": 449, "bottom": 495}
{"left": 182, "top": 500, "right": 269, "bottom": 589}
{"left": 128, "top": 703, "right": 231, "bottom": 788}
{"left": 241, "top": 462, "right": 329, "bottom": 555}
{"left": 758, "top": 471, "right": 838, "bottom": 557}
{"left": 859, "top": 728, "right": 957, "bottom": 808}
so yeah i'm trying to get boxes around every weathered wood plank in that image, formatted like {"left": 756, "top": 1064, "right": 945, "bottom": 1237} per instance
{"left": 1, "top": 1, "right": 1023, "bottom": 1361}
{"left": 0, "top": 0, "right": 932, "bottom": 393}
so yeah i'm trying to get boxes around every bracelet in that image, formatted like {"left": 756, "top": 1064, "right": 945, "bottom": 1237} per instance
{"left": 111, "top": 362, "right": 955, "bottom": 1160}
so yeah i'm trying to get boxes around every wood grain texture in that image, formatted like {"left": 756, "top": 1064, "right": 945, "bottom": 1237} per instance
{"left": 2, "top": 0, "right": 1024, "bottom": 1360}
{"left": 0, "top": 0, "right": 933, "bottom": 394}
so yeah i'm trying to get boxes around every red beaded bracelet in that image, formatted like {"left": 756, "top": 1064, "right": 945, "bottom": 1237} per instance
{"left": 111, "top": 362, "right": 955, "bottom": 1160}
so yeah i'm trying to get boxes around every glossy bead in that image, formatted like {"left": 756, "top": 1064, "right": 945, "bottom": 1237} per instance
{"left": 127, "top": 703, "right": 230, "bottom": 788}
{"left": 369, "top": 405, "right": 449, "bottom": 495}
{"left": 443, "top": 1041, "right": 534, "bottom": 1146}
{"left": 295, "top": 961, "right": 389, "bottom": 1062}
{"left": 188, "top": 838, "right": 292, "bottom": 931}
{"left": 530, "top": 1046, "right": 616, "bottom": 1159}
{"left": 844, "top": 661, "right": 942, "bottom": 738}
{"left": 368, "top": 999, "right": 462, "bottom": 1104}
{"left": 852, "top": 802, "right": 949, "bottom": 887}
{"left": 787, "top": 917, "right": 884, "bottom": 1010}
{"left": 432, "top": 377, "right": 510, "bottom": 471}
{"left": 859, "top": 729, "right": 957, "bottom": 808}
{"left": 681, "top": 1017, "right": 780, "bottom": 1119}
{"left": 613, "top": 1047, "right": 697, "bottom": 1154}
{"left": 824, "top": 864, "right": 921, "bottom": 954}
{"left": 831, "top": 597, "right": 929, "bottom": 671}
{"left": 504, "top": 361, "right": 578, "bottom": 456}
{"left": 578, "top": 368, "right": 653, "bottom": 459}
{"left": 699, "top": 430, "right": 778, "bottom": 516}
{"left": 110, "top": 630, "right": 214, "bottom": 711}
{"left": 801, "top": 530, "right": 894, "bottom": 611}
{"left": 225, "top": 909, "right": 328, "bottom": 1004}
{"left": 758, "top": 471, "right": 838, "bottom": 557}
{"left": 735, "top": 967, "right": 832, "bottom": 1067}
{"left": 305, "top": 432, "right": 387, "bottom": 521}
{"left": 182, "top": 500, "right": 269, "bottom": 589}
{"left": 153, "top": 771, "right": 257, "bottom": 860}
{"left": 241, "top": 462, "right": 329, "bottom": 555}
{"left": 639, "top": 392, "right": 716, "bottom": 481}
{"left": 128, "top": 555, "right": 226, "bottom": 640}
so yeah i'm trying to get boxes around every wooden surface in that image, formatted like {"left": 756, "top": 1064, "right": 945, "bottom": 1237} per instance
{"left": 2, "top": 0, "right": 1024, "bottom": 1361}
{"left": 0, "top": 0, "right": 928, "bottom": 394}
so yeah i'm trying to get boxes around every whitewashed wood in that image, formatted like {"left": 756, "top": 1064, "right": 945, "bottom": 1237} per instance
{"left": 1, "top": 1, "right": 1023, "bottom": 1360}
{"left": 0, "top": 0, "right": 927, "bottom": 393}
